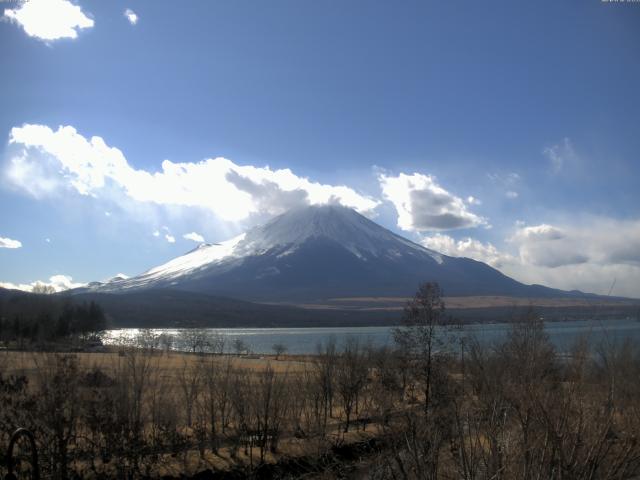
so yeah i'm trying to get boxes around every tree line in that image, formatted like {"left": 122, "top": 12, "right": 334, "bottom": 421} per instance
{"left": 0, "top": 292, "right": 106, "bottom": 346}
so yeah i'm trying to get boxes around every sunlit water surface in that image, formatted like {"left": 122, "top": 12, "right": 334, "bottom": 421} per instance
{"left": 103, "top": 318, "right": 640, "bottom": 355}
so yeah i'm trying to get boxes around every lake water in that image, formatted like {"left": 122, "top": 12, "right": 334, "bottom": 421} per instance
{"left": 104, "top": 318, "right": 640, "bottom": 355}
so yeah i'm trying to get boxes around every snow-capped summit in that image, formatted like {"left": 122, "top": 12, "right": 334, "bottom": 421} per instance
{"left": 235, "top": 204, "right": 443, "bottom": 262}
{"left": 85, "top": 204, "right": 563, "bottom": 301}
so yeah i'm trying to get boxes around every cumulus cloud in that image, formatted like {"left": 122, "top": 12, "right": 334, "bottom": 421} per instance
{"left": 165, "top": 234, "right": 175, "bottom": 243}
{"left": 502, "top": 263, "right": 640, "bottom": 299}
{"left": 499, "top": 219, "right": 640, "bottom": 297}
{"left": 124, "top": 8, "right": 138, "bottom": 25}
{"left": 420, "top": 233, "right": 514, "bottom": 268}
{"left": 543, "top": 137, "right": 577, "bottom": 174}
{"left": 5, "top": 124, "right": 380, "bottom": 221}
{"left": 183, "top": 232, "right": 205, "bottom": 243}
{"left": 0, "top": 236, "right": 22, "bottom": 249}
{"left": 0, "top": 274, "right": 84, "bottom": 293}
{"left": 419, "top": 218, "right": 640, "bottom": 298}
{"left": 509, "top": 220, "right": 640, "bottom": 268}
{"left": 379, "top": 172, "right": 486, "bottom": 232}
{"left": 5, "top": 151, "right": 62, "bottom": 198}
{"left": 4, "top": 0, "right": 94, "bottom": 41}
{"left": 509, "top": 224, "right": 587, "bottom": 268}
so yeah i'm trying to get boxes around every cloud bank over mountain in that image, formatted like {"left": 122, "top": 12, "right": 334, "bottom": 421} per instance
{"left": 6, "top": 124, "right": 380, "bottom": 221}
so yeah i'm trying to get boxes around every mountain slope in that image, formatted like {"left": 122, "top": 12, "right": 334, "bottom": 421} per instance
{"left": 83, "top": 205, "right": 586, "bottom": 301}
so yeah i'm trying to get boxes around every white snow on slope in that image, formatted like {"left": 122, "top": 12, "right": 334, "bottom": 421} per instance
{"left": 233, "top": 205, "right": 443, "bottom": 262}
{"left": 144, "top": 233, "right": 246, "bottom": 279}
{"left": 88, "top": 205, "right": 445, "bottom": 291}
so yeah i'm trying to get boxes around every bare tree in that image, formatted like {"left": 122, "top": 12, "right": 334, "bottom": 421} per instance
{"left": 272, "top": 342, "right": 287, "bottom": 359}
{"left": 253, "top": 364, "right": 290, "bottom": 461}
{"left": 233, "top": 338, "right": 248, "bottom": 356}
{"left": 314, "top": 337, "right": 338, "bottom": 431}
{"left": 32, "top": 283, "right": 56, "bottom": 295}
{"left": 393, "top": 282, "right": 447, "bottom": 416}
{"left": 158, "top": 333, "right": 174, "bottom": 354}
{"left": 177, "top": 358, "right": 202, "bottom": 427}
{"left": 336, "top": 338, "right": 368, "bottom": 433}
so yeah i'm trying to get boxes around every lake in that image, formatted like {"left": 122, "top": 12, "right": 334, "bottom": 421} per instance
{"left": 103, "top": 318, "right": 640, "bottom": 355}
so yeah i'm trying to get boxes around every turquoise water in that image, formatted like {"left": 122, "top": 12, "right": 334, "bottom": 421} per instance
{"left": 104, "top": 318, "right": 640, "bottom": 354}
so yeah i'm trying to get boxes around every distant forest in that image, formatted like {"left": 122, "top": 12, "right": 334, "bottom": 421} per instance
{"left": 0, "top": 290, "right": 106, "bottom": 345}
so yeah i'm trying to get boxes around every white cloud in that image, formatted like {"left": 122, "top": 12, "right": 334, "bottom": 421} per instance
{"left": 106, "top": 273, "right": 129, "bottom": 281}
{"left": 152, "top": 230, "right": 160, "bottom": 237}
{"left": 379, "top": 172, "right": 486, "bottom": 232}
{"left": 183, "top": 232, "right": 205, "bottom": 243}
{"left": 124, "top": 8, "right": 138, "bottom": 25}
{"left": 419, "top": 219, "right": 640, "bottom": 298}
{"left": 466, "top": 196, "right": 481, "bottom": 205}
{"left": 4, "top": 0, "right": 94, "bottom": 41}
{"left": 420, "top": 233, "right": 514, "bottom": 268}
{"left": 502, "top": 263, "right": 640, "bottom": 299}
{"left": 6, "top": 124, "right": 380, "bottom": 222}
{"left": 5, "top": 151, "right": 62, "bottom": 198}
{"left": 165, "top": 234, "right": 175, "bottom": 244}
{"left": 500, "top": 219, "right": 640, "bottom": 297}
{"left": 0, "top": 236, "right": 22, "bottom": 249}
{"left": 0, "top": 274, "right": 84, "bottom": 293}
{"left": 509, "top": 220, "right": 640, "bottom": 268}
{"left": 505, "top": 190, "right": 519, "bottom": 199}
{"left": 543, "top": 137, "right": 577, "bottom": 174}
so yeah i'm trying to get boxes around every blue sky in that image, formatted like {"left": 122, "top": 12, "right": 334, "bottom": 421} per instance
{"left": 1, "top": 0, "right": 639, "bottom": 297}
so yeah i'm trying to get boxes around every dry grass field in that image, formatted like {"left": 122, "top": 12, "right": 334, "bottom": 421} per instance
{"left": 3, "top": 301, "right": 640, "bottom": 479}
{"left": 0, "top": 349, "right": 312, "bottom": 378}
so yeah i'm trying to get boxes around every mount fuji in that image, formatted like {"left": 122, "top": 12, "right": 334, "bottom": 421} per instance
{"left": 82, "top": 205, "right": 577, "bottom": 302}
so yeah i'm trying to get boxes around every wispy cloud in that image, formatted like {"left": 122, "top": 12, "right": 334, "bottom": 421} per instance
{"left": 543, "top": 137, "right": 577, "bottom": 174}
{"left": 487, "top": 172, "right": 521, "bottom": 199}
{"left": 3, "top": 0, "right": 94, "bottom": 41}
{"left": 0, "top": 236, "right": 22, "bottom": 249}
{"left": 379, "top": 172, "right": 486, "bottom": 232}
{"left": 183, "top": 232, "right": 205, "bottom": 243}
{"left": 124, "top": 8, "right": 138, "bottom": 25}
